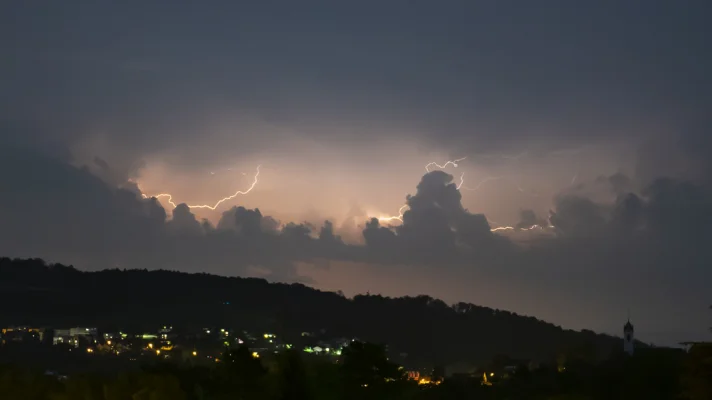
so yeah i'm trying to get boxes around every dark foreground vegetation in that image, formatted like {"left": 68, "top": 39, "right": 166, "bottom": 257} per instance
{"left": 0, "top": 258, "right": 623, "bottom": 366}
{"left": 1, "top": 258, "right": 711, "bottom": 399}
{"left": 1, "top": 341, "right": 712, "bottom": 400}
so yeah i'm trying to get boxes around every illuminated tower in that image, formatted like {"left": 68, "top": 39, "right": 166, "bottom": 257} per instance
{"left": 623, "top": 319, "right": 634, "bottom": 356}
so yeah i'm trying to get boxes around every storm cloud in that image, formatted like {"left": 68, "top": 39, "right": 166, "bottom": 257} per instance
{"left": 1, "top": 1, "right": 711, "bottom": 346}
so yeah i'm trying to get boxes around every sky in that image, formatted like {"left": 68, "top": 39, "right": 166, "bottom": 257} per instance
{"left": 1, "top": 1, "right": 711, "bottom": 346}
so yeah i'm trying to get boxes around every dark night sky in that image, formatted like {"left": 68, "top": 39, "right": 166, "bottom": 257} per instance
{"left": 1, "top": 1, "right": 711, "bottom": 346}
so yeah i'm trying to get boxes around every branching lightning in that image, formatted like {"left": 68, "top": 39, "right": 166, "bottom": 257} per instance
{"left": 459, "top": 175, "right": 502, "bottom": 192}
{"left": 138, "top": 156, "right": 553, "bottom": 234}
{"left": 456, "top": 172, "right": 465, "bottom": 190}
{"left": 425, "top": 157, "right": 467, "bottom": 173}
{"left": 142, "top": 165, "right": 261, "bottom": 210}
{"left": 490, "top": 224, "right": 547, "bottom": 232}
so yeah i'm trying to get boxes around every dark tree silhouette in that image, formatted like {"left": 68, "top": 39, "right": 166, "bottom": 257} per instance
{"left": 340, "top": 340, "right": 404, "bottom": 397}
{"left": 221, "top": 345, "right": 266, "bottom": 382}
{"left": 274, "top": 349, "right": 312, "bottom": 400}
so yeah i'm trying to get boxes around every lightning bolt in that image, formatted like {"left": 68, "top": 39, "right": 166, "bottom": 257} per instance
{"left": 142, "top": 165, "right": 261, "bottom": 210}
{"left": 425, "top": 156, "right": 533, "bottom": 195}
{"left": 376, "top": 204, "right": 409, "bottom": 223}
{"left": 425, "top": 157, "right": 467, "bottom": 173}
{"left": 490, "top": 224, "right": 549, "bottom": 232}
{"left": 459, "top": 175, "right": 502, "bottom": 191}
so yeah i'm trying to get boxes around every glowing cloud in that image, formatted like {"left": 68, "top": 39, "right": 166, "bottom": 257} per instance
{"left": 142, "top": 165, "right": 261, "bottom": 210}
{"left": 376, "top": 204, "right": 409, "bottom": 223}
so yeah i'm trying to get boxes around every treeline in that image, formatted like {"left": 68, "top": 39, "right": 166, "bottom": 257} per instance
{"left": 0, "top": 257, "right": 621, "bottom": 365}
{"left": 0, "top": 342, "right": 410, "bottom": 400}
{"left": 2, "top": 341, "right": 711, "bottom": 400}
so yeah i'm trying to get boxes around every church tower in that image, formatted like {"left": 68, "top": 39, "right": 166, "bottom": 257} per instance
{"left": 623, "top": 319, "right": 634, "bottom": 356}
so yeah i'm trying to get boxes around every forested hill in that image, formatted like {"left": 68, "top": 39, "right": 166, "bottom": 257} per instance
{"left": 0, "top": 257, "right": 621, "bottom": 366}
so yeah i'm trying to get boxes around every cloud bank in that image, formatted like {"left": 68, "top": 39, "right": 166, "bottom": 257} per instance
{"left": 2, "top": 0, "right": 711, "bottom": 346}
{"left": 0, "top": 140, "right": 710, "bottom": 346}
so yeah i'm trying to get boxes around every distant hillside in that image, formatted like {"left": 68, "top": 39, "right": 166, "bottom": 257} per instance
{"left": 0, "top": 257, "right": 622, "bottom": 366}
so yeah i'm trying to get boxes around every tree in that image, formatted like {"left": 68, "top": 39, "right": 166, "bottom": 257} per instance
{"left": 341, "top": 341, "right": 402, "bottom": 387}
{"left": 131, "top": 374, "right": 187, "bottom": 400}
{"left": 217, "top": 345, "right": 267, "bottom": 398}
{"left": 0, "top": 366, "right": 57, "bottom": 400}
{"left": 340, "top": 341, "right": 406, "bottom": 400}
{"left": 682, "top": 305, "right": 712, "bottom": 400}
{"left": 50, "top": 374, "right": 103, "bottom": 400}
{"left": 274, "top": 349, "right": 311, "bottom": 400}
{"left": 682, "top": 344, "right": 712, "bottom": 400}
{"left": 221, "top": 345, "right": 267, "bottom": 382}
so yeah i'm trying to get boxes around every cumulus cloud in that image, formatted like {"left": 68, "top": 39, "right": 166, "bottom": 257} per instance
{"left": 216, "top": 206, "right": 281, "bottom": 234}
{"left": 167, "top": 203, "right": 204, "bottom": 236}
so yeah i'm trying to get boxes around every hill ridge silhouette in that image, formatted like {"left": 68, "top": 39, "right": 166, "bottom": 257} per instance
{"left": 0, "top": 257, "right": 620, "bottom": 366}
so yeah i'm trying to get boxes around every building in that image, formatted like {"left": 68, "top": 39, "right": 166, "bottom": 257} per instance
{"left": 70, "top": 327, "right": 98, "bottom": 337}
{"left": 1, "top": 326, "right": 45, "bottom": 343}
{"left": 623, "top": 319, "right": 634, "bottom": 356}
{"left": 53, "top": 327, "right": 98, "bottom": 347}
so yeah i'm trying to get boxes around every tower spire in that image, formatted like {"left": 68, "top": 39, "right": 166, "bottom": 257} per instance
{"left": 623, "top": 311, "right": 635, "bottom": 356}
